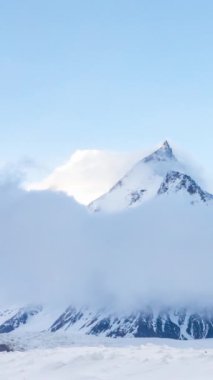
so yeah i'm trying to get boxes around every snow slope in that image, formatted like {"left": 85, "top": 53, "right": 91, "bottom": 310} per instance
{"left": 158, "top": 171, "right": 213, "bottom": 203}
{"left": 1, "top": 334, "right": 213, "bottom": 380}
{"left": 0, "top": 306, "right": 41, "bottom": 334}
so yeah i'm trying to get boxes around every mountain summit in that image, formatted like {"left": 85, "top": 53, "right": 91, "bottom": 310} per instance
{"left": 89, "top": 141, "right": 212, "bottom": 212}
{"left": 143, "top": 140, "right": 176, "bottom": 163}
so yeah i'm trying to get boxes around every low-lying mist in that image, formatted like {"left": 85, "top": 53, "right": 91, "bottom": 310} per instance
{"left": 1, "top": 180, "right": 213, "bottom": 310}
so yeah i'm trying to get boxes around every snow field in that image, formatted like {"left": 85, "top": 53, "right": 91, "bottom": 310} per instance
{"left": 1, "top": 342, "right": 213, "bottom": 380}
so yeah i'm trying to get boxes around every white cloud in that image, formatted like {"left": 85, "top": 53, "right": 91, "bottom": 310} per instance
{"left": 26, "top": 150, "right": 144, "bottom": 205}
{"left": 1, "top": 142, "right": 213, "bottom": 310}
{"left": 1, "top": 179, "right": 213, "bottom": 309}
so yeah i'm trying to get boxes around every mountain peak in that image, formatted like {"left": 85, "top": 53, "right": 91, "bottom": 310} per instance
{"left": 158, "top": 140, "right": 173, "bottom": 156}
{"left": 143, "top": 140, "right": 175, "bottom": 163}
{"left": 89, "top": 141, "right": 180, "bottom": 212}
{"left": 162, "top": 140, "right": 170, "bottom": 149}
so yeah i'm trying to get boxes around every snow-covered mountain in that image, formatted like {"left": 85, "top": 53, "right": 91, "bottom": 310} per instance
{"left": 3, "top": 304, "right": 213, "bottom": 340}
{"left": 89, "top": 141, "right": 212, "bottom": 212}
{"left": 0, "top": 306, "right": 41, "bottom": 334}
{"left": 50, "top": 306, "right": 213, "bottom": 340}
{"left": 158, "top": 171, "right": 213, "bottom": 203}
{"left": 1, "top": 141, "right": 213, "bottom": 342}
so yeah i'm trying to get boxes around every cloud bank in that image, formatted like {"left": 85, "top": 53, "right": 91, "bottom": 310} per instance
{"left": 1, "top": 178, "right": 213, "bottom": 310}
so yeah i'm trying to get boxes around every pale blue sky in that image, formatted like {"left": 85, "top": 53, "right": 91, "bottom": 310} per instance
{"left": 1, "top": 0, "right": 213, "bottom": 172}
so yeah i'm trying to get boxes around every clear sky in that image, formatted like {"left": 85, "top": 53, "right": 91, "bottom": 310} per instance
{"left": 1, "top": 0, "right": 213, "bottom": 172}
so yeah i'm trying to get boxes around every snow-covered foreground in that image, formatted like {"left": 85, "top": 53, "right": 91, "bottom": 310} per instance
{"left": 1, "top": 333, "right": 213, "bottom": 379}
